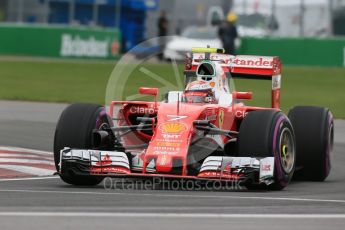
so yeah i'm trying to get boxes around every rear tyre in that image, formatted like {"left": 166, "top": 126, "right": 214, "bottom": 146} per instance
{"left": 238, "top": 110, "right": 296, "bottom": 190}
{"left": 54, "top": 103, "right": 113, "bottom": 186}
{"left": 288, "top": 106, "right": 333, "bottom": 181}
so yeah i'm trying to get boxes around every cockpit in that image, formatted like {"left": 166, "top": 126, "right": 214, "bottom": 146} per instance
{"left": 182, "top": 89, "right": 216, "bottom": 104}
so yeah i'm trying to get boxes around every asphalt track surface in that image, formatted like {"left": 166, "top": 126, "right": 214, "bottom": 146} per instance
{"left": 0, "top": 100, "right": 345, "bottom": 230}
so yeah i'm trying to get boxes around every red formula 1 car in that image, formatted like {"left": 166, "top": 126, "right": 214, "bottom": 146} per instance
{"left": 54, "top": 47, "right": 334, "bottom": 190}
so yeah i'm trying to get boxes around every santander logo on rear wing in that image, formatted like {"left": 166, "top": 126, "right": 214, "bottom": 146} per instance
{"left": 191, "top": 53, "right": 281, "bottom": 76}
{"left": 188, "top": 52, "right": 282, "bottom": 109}
{"left": 230, "top": 55, "right": 282, "bottom": 76}
{"left": 228, "top": 55, "right": 282, "bottom": 109}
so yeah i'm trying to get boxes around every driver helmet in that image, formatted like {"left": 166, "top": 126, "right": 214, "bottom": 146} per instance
{"left": 185, "top": 80, "right": 215, "bottom": 91}
{"left": 182, "top": 89, "right": 216, "bottom": 104}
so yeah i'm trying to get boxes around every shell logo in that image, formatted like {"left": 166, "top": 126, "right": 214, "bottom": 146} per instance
{"left": 159, "top": 122, "right": 187, "bottom": 134}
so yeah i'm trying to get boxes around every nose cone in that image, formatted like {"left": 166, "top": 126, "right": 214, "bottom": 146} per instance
{"left": 156, "top": 154, "right": 174, "bottom": 173}
{"left": 143, "top": 103, "right": 205, "bottom": 175}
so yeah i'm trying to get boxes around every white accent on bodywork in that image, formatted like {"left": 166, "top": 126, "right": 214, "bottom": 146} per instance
{"left": 259, "top": 157, "right": 275, "bottom": 180}
{"left": 218, "top": 92, "right": 233, "bottom": 106}
{"left": 166, "top": 91, "right": 183, "bottom": 103}
{"left": 272, "top": 74, "right": 281, "bottom": 90}
{"left": 166, "top": 115, "right": 188, "bottom": 121}
{"left": 200, "top": 157, "right": 223, "bottom": 169}
{"left": 147, "top": 159, "right": 156, "bottom": 171}
{"left": 231, "top": 157, "right": 258, "bottom": 168}
{"left": 61, "top": 149, "right": 130, "bottom": 169}
{"left": 200, "top": 156, "right": 275, "bottom": 183}
{"left": 131, "top": 154, "right": 143, "bottom": 169}
{"left": 130, "top": 154, "right": 156, "bottom": 172}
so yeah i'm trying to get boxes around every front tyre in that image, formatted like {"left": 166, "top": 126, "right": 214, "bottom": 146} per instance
{"left": 238, "top": 110, "right": 296, "bottom": 190}
{"left": 54, "top": 103, "right": 112, "bottom": 186}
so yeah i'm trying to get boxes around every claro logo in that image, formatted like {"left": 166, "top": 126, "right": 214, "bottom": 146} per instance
{"left": 128, "top": 106, "right": 156, "bottom": 115}
{"left": 235, "top": 110, "right": 249, "bottom": 118}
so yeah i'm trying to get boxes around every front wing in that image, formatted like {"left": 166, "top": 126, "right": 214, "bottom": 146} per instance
{"left": 59, "top": 148, "right": 275, "bottom": 185}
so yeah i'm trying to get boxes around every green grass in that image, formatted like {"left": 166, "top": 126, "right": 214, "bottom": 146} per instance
{"left": 235, "top": 67, "right": 345, "bottom": 118}
{"left": 0, "top": 59, "right": 344, "bottom": 118}
{"left": 0, "top": 60, "right": 113, "bottom": 103}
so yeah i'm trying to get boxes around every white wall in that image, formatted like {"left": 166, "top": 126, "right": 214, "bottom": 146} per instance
{"left": 6, "top": 0, "right": 48, "bottom": 23}
{"left": 232, "top": 0, "right": 332, "bottom": 37}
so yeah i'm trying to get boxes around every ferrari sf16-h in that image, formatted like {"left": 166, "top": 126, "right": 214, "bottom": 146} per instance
{"left": 54, "top": 47, "right": 334, "bottom": 190}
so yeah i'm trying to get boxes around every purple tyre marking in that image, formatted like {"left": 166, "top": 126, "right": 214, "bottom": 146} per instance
{"left": 272, "top": 115, "right": 290, "bottom": 187}
{"left": 324, "top": 112, "right": 333, "bottom": 178}
{"left": 95, "top": 108, "right": 107, "bottom": 128}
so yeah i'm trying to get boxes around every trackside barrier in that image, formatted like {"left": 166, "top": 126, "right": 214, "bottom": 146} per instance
{"left": 0, "top": 23, "right": 344, "bottom": 67}
{"left": 238, "top": 37, "right": 345, "bottom": 68}
{"left": 0, "top": 24, "right": 121, "bottom": 59}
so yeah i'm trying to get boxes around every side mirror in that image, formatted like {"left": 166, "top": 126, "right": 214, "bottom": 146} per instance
{"left": 232, "top": 91, "right": 253, "bottom": 100}
{"left": 139, "top": 87, "right": 159, "bottom": 107}
{"left": 139, "top": 87, "right": 158, "bottom": 96}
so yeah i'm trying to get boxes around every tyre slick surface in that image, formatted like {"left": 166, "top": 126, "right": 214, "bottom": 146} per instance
{"left": 238, "top": 110, "right": 296, "bottom": 190}
{"left": 54, "top": 103, "right": 112, "bottom": 186}
{"left": 288, "top": 106, "right": 333, "bottom": 181}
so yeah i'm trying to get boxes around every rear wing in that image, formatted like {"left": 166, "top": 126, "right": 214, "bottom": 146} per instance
{"left": 185, "top": 51, "right": 282, "bottom": 109}
{"left": 230, "top": 55, "right": 282, "bottom": 109}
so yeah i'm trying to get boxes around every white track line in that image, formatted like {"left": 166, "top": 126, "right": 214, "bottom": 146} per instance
{"left": 0, "top": 176, "right": 59, "bottom": 182}
{"left": 0, "top": 165, "right": 55, "bottom": 176}
{"left": 0, "top": 212, "right": 343, "bottom": 218}
{"left": 0, "top": 189, "right": 345, "bottom": 204}
{"left": 0, "top": 159, "right": 54, "bottom": 165}
{"left": 0, "top": 154, "right": 53, "bottom": 159}
{"left": 0, "top": 146, "right": 52, "bottom": 155}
